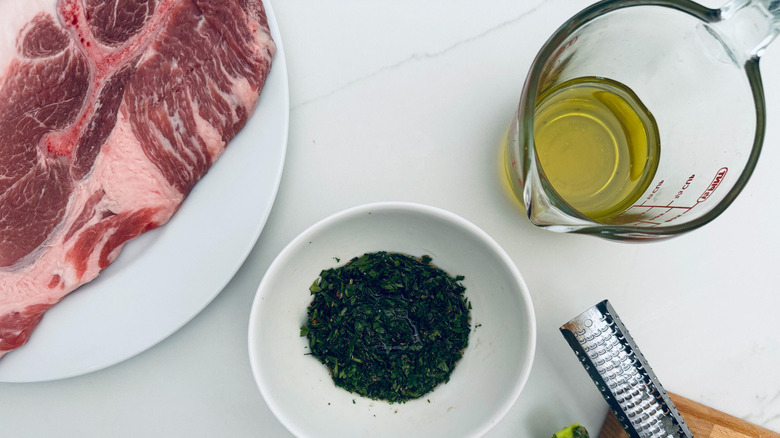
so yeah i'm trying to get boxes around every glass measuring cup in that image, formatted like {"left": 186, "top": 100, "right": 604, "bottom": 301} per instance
{"left": 505, "top": 0, "right": 779, "bottom": 241}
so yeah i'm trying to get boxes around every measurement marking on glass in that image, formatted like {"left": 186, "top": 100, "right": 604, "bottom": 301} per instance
{"left": 613, "top": 168, "right": 729, "bottom": 226}
{"left": 631, "top": 205, "right": 692, "bottom": 209}
{"left": 633, "top": 220, "right": 662, "bottom": 225}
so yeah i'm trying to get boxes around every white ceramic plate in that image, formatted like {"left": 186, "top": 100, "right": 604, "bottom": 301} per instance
{"left": 0, "top": 1, "right": 289, "bottom": 383}
{"left": 249, "top": 202, "right": 536, "bottom": 438}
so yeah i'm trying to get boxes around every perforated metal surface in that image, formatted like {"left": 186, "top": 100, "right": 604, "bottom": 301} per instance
{"left": 560, "top": 300, "right": 693, "bottom": 438}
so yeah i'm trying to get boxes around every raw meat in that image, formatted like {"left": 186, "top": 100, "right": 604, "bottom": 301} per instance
{"left": 0, "top": 0, "right": 275, "bottom": 359}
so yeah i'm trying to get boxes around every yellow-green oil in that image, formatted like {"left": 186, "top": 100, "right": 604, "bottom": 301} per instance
{"left": 533, "top": 77, "right": 660, "bottom": 220}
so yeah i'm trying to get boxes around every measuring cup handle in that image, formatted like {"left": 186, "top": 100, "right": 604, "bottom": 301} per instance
{"left": 710, "top": 0, "right": 780, "bottom": 63}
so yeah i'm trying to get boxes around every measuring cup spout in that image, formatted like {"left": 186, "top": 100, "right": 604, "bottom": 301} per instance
{"left": 706, "top": 0, "right": 780, "bottom": 64}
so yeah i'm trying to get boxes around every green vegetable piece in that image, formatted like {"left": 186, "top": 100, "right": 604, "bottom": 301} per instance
{"left": 552, "top": 423, "right": 589, "bottom": 438}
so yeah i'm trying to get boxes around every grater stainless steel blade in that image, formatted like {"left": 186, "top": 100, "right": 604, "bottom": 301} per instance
{"left": 560, "top": 300, "right": 693, "bottom": 438}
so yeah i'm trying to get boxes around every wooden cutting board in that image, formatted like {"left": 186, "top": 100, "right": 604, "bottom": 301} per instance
{"left": 599, "top": 392, "right": 780, "bottom": 438}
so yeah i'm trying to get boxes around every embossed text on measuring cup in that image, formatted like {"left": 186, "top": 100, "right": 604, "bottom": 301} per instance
{"left": 614, "top": 168, "right": 729, "bottom": 226}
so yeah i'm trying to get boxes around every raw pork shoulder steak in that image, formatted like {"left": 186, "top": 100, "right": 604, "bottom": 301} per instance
{"left": 0, "top": 0, "right": 275, "bottom": 359}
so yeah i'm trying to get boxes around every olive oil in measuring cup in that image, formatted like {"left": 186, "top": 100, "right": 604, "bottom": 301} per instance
{"left": 533, "top": 77, "right": 660, "bottom": 221}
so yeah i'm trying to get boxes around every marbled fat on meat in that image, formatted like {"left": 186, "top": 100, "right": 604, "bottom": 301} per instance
{"left": 0, "top": 0, "right": 275, "bottom": 358}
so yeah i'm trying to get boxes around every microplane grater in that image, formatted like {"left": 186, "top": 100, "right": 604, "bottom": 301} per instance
{"left": 560, "top": 300, "right": 694, "bottom": 438}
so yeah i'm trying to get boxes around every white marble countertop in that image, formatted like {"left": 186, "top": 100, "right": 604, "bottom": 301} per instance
{"left": 2, "top": 0, "right": 779, "bottom": 436}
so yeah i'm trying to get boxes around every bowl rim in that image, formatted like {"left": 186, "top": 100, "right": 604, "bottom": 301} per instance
{"left": 247, "top": 201, "right": 537, "bottom": 437}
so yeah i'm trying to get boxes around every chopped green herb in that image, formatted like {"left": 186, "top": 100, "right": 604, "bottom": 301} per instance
{"left": 301, "top": 251, "right": 471, "bottom": 403}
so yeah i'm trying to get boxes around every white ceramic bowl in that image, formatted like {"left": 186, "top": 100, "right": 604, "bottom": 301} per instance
{"left": 248, "top": 202, "right": 536, "bottom": 438}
